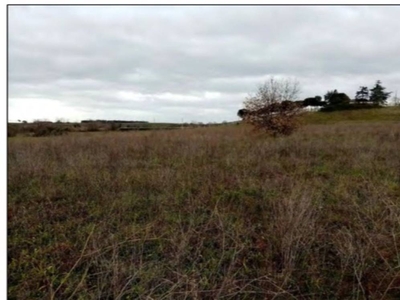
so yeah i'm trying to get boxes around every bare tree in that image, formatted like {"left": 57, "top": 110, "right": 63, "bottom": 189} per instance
{"left": 393, "top": 91, "right": 400, "bottom": 106}
{"left": 240, "top": 77, "right": 303, "bottom": 136}
{"left": 244, "top": 77, "right": 301, "bottom": 111}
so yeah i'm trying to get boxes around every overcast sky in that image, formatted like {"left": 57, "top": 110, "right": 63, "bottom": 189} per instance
{"left": 8, "top": 5, "right": 400, "bottom": 123}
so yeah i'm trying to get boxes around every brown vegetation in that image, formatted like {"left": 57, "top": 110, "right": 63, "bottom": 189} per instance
{"left": 241, "top": 101, "right": 304, "bottom": 136}
{"left": 242, "top": 77, "right": 303, "bottom": 136}
{"left": 8, "top": 120, "right": 400, "bottom": 299}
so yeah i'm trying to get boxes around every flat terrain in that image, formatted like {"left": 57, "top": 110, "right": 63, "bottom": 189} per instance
{"left": 8, "top": 107, "right": 400, "bottom": 299}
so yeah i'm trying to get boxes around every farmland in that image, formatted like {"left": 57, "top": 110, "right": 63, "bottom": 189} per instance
{"left": 8, "top": 107, "right": 400, "bottom": 299}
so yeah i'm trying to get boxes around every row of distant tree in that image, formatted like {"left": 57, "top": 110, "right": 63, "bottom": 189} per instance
{"left": 81, "top": 119, "right": 148, "bottom": 124}
{"left": 238, "top": 77, "right": 398, "bottom": 137}
{"left": 303, "top": 80, "right": 392, "bottom": 108}
{"left": 353, "top": 80, "right": 392, "bottom": 105}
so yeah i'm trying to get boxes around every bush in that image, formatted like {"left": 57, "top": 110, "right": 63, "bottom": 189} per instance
{"left": 8, "top": 125, "right": 18, "bottom": 137}
{"left": 241, "top": 77, "right": 303, "bottom": 137}
{"left": 320, "top": 103, "right": 382, "bottom": 112}
{"left": 85, "top": 122, "right": 101, "bottom": 132}
{"left": 31, "top": 123, "right": 68, "bottom": 137}
{"left": 328, "top": 92, "right": 351, "bottom": 106}
{"left": 243, "top": 102, "right": 303, "bottom": 136}
{"left": 109, "top": 123, "right": 121, "bottom": 131}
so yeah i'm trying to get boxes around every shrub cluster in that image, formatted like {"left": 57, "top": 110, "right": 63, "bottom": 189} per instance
{"left": 242, "top": 101, "right": 303, "bottom": 136}
{"left": 30, "top": 123, "right": 69, "bottom": 137}
{"left": 241, "top": 77, "right": 303, "bottom": 137}
{"left": 7, "top": 125, "right": 19, "bottom": 137}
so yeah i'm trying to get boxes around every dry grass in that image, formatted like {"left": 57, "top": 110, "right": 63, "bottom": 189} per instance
{"left": 7, "top": 121, "right": 400, "bottom": 299}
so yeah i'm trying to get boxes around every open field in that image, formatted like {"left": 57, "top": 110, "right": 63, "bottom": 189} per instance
{"left": 8, "top": 107, "right": 400, "bottom": 138}
{"left": 7, "top": 108, "right": 400, "bottom": 299}
{"left": 7, "top": 119, "right": 223, "bottom": 138}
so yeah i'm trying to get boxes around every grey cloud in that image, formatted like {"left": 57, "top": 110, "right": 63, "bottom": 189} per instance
{"left": 8, "top": 6, "right": 400, "bottom": 122}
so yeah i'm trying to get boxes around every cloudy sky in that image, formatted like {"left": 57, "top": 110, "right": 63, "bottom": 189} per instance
{"left": 8, "top": 5, "right": 400, "bottom": 123}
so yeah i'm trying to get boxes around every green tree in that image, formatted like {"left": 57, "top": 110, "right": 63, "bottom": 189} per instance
{"left": 325, "top": 89, "right": 351, "bottom": 106}
{"left": 324, "top": 90, "right": 337, "bottom": 102}
{"left": 304, "top": 96, "right": 324, "bottom": 107}
{"left": 355, "top": 86, "right": 369, "bottom": 103}
{"left": 369, "top": 80, "right": 391, "bottom": 106}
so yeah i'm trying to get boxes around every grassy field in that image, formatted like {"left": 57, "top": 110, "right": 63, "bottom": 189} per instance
{"left": 300, "top": 106, "right": 400, "bottom": 124}
{"left": 8, "top": 107, "right": 400, "bottom": 299}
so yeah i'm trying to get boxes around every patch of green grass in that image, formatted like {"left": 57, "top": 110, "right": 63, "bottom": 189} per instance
{"left": 301, "top": 106, "right": 400, "bottom": 124}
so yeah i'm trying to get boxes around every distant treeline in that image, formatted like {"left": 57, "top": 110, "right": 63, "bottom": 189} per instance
{"left": 81, "top": 120, "right": 149, "bottom": 124}
{"left": 238, "top": 80, "right": 394, "bottom": 118}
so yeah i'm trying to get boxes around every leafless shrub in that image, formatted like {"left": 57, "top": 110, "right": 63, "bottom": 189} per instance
{"left": 31, "top": 122, "right": 68, "bottom": 137}
{"left": 243, "top": 101, "right": 303, "bottom": 136}
{"left": 241, "top": 77, "right": 303, "bottom": 136}
{"left": 85, "top": 122, "right": 102, "bottom": 132}
{"left": 393, "top": 92, "right": 400, "bottom": 106}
